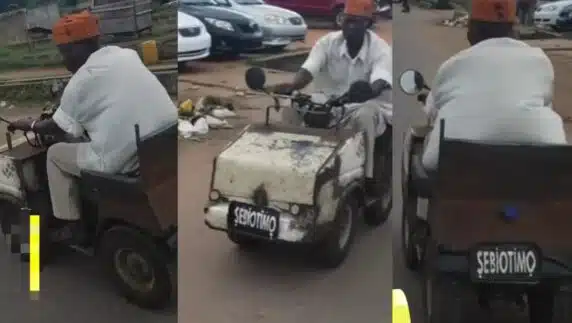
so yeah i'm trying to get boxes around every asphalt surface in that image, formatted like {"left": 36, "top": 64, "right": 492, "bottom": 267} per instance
{"left": 392, "top": 8, "right": 548, "bottom": 323}
{"left": 0, "top": 112, "right": 176, "bottom": 322}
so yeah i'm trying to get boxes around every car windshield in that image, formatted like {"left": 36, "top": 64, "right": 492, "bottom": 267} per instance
{"left": 234, "top": 0, "right": 264, "bottom": 4}
{"left": 180, "top": 0, "right": 217, "bottom": 5}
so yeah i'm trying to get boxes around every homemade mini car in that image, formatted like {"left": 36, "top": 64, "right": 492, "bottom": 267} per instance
{"left": 398, "top": 70, "right": 572, "bottom": 323}
{"left": 204, "top": 67, "right": 392, "bottom": 268}
{"left": 0, "top": 106, "right": 177, "bottom": 309}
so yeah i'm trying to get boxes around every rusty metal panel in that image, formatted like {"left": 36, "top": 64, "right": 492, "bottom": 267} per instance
{"left": 91, "top": 0, "right": 152, "bottom": 34}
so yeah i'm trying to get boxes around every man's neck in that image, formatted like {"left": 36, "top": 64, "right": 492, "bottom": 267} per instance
{"left": 346, "top": 38, "right": 365, "bottom": 59}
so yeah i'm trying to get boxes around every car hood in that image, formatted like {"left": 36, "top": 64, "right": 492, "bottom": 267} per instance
{"left": 179, "top": 3, "right": 254, "bottom": 23}
{"left": 177, "top": 11, "right": 206, "bottom": 28}
{"left": 538, "top": 0, "right": 572, "bottom": 9}
{"left": 230, "top": 4, "right": 302, "bottom": 21}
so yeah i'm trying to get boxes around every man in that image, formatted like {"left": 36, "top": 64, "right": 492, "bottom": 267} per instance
{"left": 419, "top": 0, "right": 566, "bottom": 171}
{"left": 517, "top": 0, "right": 534, "bottom": 26}
{"left": 9, "top": 11, "right": 177, "bottom": 241}
{"left": 266, "top": 0, "right": 392, "bottom": 194}
{"left": 402, "top": 0, "right": 410, "bottom": 13}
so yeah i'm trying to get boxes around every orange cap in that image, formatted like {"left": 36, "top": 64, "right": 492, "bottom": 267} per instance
{"left": 470, "top": 0, "right": 516, "bottom": 23}
{"left": 344, "top": 0, "right": 375, "bottom": 18}
{"left": 52, "top": 11, "right": 100, "bottom": 45}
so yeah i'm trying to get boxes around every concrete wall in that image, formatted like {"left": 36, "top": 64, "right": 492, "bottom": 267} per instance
{"left": 0, "top": 9, "right": 28, "bottom": 46}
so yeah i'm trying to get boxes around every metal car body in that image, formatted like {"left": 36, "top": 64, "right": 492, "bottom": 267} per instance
{"left": 204, "top": 124, "right": 366, "bottom": 243}
{"left": 212, "top": 0, "right": 307, "bottom": 48}
{"left": 534, "top": 0, "right": 572, "bottom": 30}
{"left": 177, "top": 10, "right": 212, "bottom": 62}
{"left": 179, "top": 0, "right": 263, "bottom": 54}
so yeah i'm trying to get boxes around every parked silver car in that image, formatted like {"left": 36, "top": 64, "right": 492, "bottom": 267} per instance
{"left": 213, "top": 0, "right": 307, "bottom": 50}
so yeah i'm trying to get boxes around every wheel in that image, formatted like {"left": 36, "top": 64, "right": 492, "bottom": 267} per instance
{"left": 423, "top": 272, "right": 479, "bottom": 323}
{"left": 364, "top": 137, "right": 392, "bottom": 226}
{"left": 228, "top": 232, "right": 261, "bottom": 250}
{"left": 333, "top": 6, "right": 344, "bottom": 29}
{"left": 401, "top": 187, "right": 425, "bottom": 270}
{"left": 551, "top": 287, "right": 572, "bottom": 323}
{"left": 313, "top": 194, "right": 358, "bottom": 268}
{"left": 265, "top": 45, "right": 288, "bottom": 53}
{"left": 99, "top": 226, "right": 173, "bottom": 309}
{"left": 177, "top": 62, "right": 187, "bottom": 72}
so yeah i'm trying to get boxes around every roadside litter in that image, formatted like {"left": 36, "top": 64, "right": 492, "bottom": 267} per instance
{"left": 441, "top": 11, "right": 468, "bottom": 28}
{"left": 178, "top": 96, "right": 236, "bottom": 139}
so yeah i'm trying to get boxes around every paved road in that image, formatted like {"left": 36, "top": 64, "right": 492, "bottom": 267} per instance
{"left": 0, "top": 109, "right": 176, "bottom": 322}
{"left": 177, "top": 24, "right": 393, "bottom": 323}
{"left": 392, "top": 8, "right": 572, "bottom": 323}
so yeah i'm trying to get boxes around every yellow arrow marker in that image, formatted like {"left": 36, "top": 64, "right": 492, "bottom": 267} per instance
{"left": 392, "top": 289, "right": 411, "bottom": 323}
{"left": 29, "top": 215, "right": 40, "bottom": 298}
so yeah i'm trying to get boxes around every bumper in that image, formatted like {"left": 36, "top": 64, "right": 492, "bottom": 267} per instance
{"left": 204, "top": 201, "right": 312, "bottom": 242}
{"left": 534, "top": 14, "right": 557, "bottom": 26}
{"left": 178, "top": 33, "right": 212, "bottom": 62}
{"left": 260, "top": 24, "right": 307, "bottom": 46}
{"left": 210, "top": 32, "right": 264, "bottom": 53}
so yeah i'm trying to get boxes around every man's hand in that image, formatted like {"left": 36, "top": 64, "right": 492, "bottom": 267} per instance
{"left": 265, "top": 83, "right": 294, "bottom": 95}
{"left": 7, "top": 117, "right": 34, "bottom": 133}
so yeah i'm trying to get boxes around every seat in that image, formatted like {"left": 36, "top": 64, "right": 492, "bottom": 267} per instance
{"left": 80, "top": 122, "right": 177, "bottom": 200}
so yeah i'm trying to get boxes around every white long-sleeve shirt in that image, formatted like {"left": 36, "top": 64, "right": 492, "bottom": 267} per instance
{"left": 53, "top": 46, "right": 177, "bottom": 173}
{"left": 422, "top": 37, "right": 566, "bottom": 170}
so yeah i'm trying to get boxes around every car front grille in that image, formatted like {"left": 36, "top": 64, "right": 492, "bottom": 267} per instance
{"left": 237, "top": 22, "right": 260, "bottom": 33}
{"left": 179, "top": 27, "right": 201, "bottom": 37}
{"left": 288, "top": 17, "right": 303, "bottom": 25}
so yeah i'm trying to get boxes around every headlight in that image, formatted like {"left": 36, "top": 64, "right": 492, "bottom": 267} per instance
{"left": 543, "top": 5, "right": 557, "bottom": 11}
{"left": 264, "top": 14, "right": 288, "bottom": 24}
{"left": 204, "top": 17, "right": 234, "bottom": 31}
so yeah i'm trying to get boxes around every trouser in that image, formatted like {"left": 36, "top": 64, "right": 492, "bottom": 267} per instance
{"left": 517, "top": 3, "right": 531, "bottom": 25}
{"left": 282, "top": 100, "right": 388, "bottom": 178}
{"left": 46, "top": 142, "right": 82, "bottom": 221}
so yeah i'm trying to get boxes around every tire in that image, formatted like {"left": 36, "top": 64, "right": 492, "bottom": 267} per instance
{"left": 364, "top": 137, "right": 392, "bottom": 226}
{"left": 551, "top": 288, "right": 572, "bottom": 323}
{"left": 99, "top": 226, "right": 173, "bottom": 309}
{"left": 401, "top": 187, "right": 423, "bottom": 270}
{"left": 177, "top": 62, "right": 187, "bottom": 72}
{"left": 423, "top": 272, "right": 479, "bottom": 323}
{"left": 314, "top": 194, "right": 358, "bottom": 269}
{"left": 333, "top": 6, "right": 344, "bottom": 29}
{"left": 265, "top": 45, "right": 288, "bottom": 53}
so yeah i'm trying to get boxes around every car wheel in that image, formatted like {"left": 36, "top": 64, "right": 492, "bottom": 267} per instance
{"left": 99, "top": 226, "right": 173, "bottom": 309}
{"left": 313, "top": 194, "right": 358, "bottom": 269}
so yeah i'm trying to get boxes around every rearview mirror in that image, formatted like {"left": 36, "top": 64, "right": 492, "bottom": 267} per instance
{"left": 348, "top": 80, "right": 373, "bottom": 103}
{"left": 245, "top": 67, "right": 266, "bottom": 91}
{"left": 399, "top": 69, "right": 425, "bottom": 95}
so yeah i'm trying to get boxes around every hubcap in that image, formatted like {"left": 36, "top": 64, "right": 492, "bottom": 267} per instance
{"left": 338, "top": 204, "right": 353, "bottom": 248}
{"left": 114, "top": 248, "right": 156, "bottom": 293}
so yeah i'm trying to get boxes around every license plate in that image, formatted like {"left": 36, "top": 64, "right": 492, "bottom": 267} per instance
{"left": 228, "top": 201, "right": 280, "bottom": 240}
{"left": 470, "top": 243, "right": 541, "bottom": 283}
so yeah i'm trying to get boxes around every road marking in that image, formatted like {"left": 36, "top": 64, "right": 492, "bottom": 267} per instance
{"left": 393, "top": 289, "right": 411, "bottom": 323}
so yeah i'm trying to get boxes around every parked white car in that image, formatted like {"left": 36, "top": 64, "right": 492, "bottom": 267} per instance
{"left": 178, "top": 10, "right": 212, "bottom": 65}
{"left": 212, "top": 0, "right": 307, "bottom": 50}
{"left": 534, "top": 0, "right": 572, "bottom": 30}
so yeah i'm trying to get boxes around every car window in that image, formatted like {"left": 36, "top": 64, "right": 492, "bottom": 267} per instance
{"left": 213, "top": 0, "right": 231, "bottom": 5}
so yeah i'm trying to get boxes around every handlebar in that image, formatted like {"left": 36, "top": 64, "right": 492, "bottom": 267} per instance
{"left": 263, "top": 91, "right": 348, "bottom": 129}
